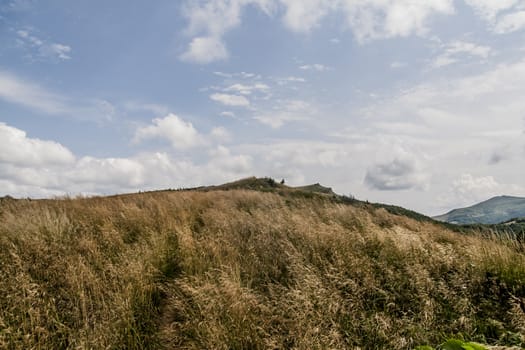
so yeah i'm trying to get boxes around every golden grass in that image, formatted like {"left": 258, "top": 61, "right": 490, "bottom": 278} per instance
{"left": 1, "top": 190, "right": 525, "bottom": 349}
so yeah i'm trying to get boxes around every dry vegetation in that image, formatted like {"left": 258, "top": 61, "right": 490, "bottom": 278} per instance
{"left": 1, "top": 189, "right": 525, "bottom": 349}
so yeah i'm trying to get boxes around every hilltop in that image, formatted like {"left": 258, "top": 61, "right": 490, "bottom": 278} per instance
{"left": 186, "top": 176, "right": 336, "bottom": 196}
{"left": 434, "top": 195, "right": 525, "bottom": 225}
{"left": 1, "top": 179, "right": 525, "bottom": 349}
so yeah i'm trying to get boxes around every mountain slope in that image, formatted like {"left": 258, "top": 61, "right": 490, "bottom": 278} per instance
{"left": 434, "top": 195, "right": 525, "bottom": 224}
{"left": 1, "top": 185, "right": 525, "bottom": 349}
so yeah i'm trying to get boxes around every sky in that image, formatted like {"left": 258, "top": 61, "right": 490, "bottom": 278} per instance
{"left": 1, "top": 0, "right": 525, "bottom": 215}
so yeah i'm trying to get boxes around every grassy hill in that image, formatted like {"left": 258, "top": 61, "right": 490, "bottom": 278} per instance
{"left": 434, "top": 196, "right": 525, "bottom": 225}
{"left": 1, "top": 181, "right": 525, "bottom": 349}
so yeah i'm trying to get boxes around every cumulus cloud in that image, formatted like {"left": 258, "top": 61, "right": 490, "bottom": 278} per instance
{"left": 208, "top": 145, "right": 252, "bottom": 173}
{"left": 179, "top": 0, "right": 273, "bottom": 63}
{"left": 70, "top": 157, "right": 145, "bottom": 189}
{"left": 179, "top": 36, "right": 228, "bottom": 63}
{"left": 0, "top": 122, "right": 75, "bottom": 167}
{"left": 0, "top": 122, "right": 253, "bottom": 197}
{"left": 210, "top": 93, "right": 250, "bottom": 106}
{"left": 365, "top": 155, "right": 427, "bottom": 191}
{"left": 134, "top": 113, "right": 204, "bottom": 149}
{"left": 340, "top": 0, "right": 455, "bottom": 42}
{"left": 279, "top": 0, "right": 335, "bottom": 32}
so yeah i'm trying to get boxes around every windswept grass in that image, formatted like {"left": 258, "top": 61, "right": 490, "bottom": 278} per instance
{"left": 1, "top": 190, "right": 525, "bottom": 349}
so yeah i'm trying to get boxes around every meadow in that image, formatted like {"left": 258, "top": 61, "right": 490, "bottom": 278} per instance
{"left": 1, "top": 186, "right": 525, "bottom": 349}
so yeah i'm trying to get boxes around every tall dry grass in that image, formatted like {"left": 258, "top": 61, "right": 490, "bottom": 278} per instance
{"left": 1, "top": 190, "right": 525, "bottom": 349}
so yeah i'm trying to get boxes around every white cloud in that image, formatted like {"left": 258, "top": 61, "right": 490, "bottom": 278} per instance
{"left": 464, "top": 0, "right": 519, "bottom": 21}
{"left": 283, "top": 99, "right": 310, "bottom": 111}
{"left": 253, "top": 113, "right": 304, "bottom": 128}
{"left": 350, "top": 58, "right": 525, "bottom": 211}
{"left": 0, "top": 71, "right": 116, "bottom": 122}
{"left": 208, "top": 145, "right": 252, "bottom": 173}
{"left": 179, "top": 36, "right": 228, "bottom": 63}
{"left": 253, "top": 99, "right": 310, "bottom": 128}
{"left": 279, "top": 0, "right": 335, "bottom": 32}
{"left": 340, "top": 0, "right": 455, "bottom": 42}
{"left": 134, "top": 113, "right": 204, "bottom": 149}
{"left": 431, "top": 40, "right": 492, "bottom": 68}
{"left": 299, "top": 63, "right": 331, "bottom": 71}
{"left": 0, "top": 70, "right": 69, "bottom": 114}
{"left": 390, "top": 61, "right": 407, "bottom": 68}
{"left": 442, "top": 173, "right": 524, "bottom": 207}
{"left": 70, "top": 157, "right": 145, "bottom": 189}
{"left": 16, "top": 28, "right": 71, "bottom": 61}
{"left": 0, "top": 122, "right": 75, "bottom": 167}
{"left": 210, "top": 93, "right": 250, "bottom": 106}
{"left": 453, "top": 173, "right": 498, "bottom": 195}
{"left": 361, "top": 59, "right": 525, "bottom": 137}
{"left": 180, "top": 0, "right": 457, "bottom": 64}
{"left": 258, "top": 141, "right": 350, "bottom": 167}
{"left": 0, "top": 122, "right": 253, "bottom": 197}
{"left": 494, "top": 11, "right": 525, "bottom": 33}
{"left": 210, "top": 126, "right": 232, "bottom": 142}
{"left": 275, "top": 76, "right": 307, "bottom": 85}
{"left": 220, "top": 111, "right": 236, "bottom": 118}
{"left": 180, "top": 0, "right": 274, "bottom": 63}
{"left": 213, "top": 71, "right": 233, "bottom": 78}
{"left": 464, "top": 0, "right": 525, "bottom": 33}
{"left": 223, "top": 83, "right": 269, "bottom": 95}
{"left": 42, "top": 43, "right": 71, "bottom": 60}
{"left": 123, "top": 101, "right": 170, "bottom": 116}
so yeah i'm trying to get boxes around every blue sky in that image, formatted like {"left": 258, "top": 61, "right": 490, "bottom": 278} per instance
{"left": 1, "top": 0, "right": 525, "bottom": 215}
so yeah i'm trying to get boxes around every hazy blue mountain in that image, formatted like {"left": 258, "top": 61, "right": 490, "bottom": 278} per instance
{"left": 434, "top": 195, "right": 525, "bottom": 224}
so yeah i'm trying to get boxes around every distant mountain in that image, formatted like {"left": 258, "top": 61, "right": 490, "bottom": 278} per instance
{"left": 433, "top": 195, "right": 525, "bottom": 224}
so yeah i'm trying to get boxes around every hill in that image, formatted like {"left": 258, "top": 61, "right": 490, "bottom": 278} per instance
{"left": 1, "top": 182, "right": 525, "bottom": 349}
{"left": 190, "top": 176, "right": 336, "bottom": 196}
{"left": 434, "top": 195, "right": 525, "bottom": 225}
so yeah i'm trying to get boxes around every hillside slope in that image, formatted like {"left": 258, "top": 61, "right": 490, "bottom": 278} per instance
{"left": 1, "top": 188, "right": 525, "bottom": 349}
{"left": 434, "top": 196, "right": 525, "bottom": 225}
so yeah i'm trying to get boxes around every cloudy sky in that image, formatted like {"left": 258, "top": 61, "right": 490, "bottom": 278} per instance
{"left": 1, "top": 0, "right": 525, "bottom": 215}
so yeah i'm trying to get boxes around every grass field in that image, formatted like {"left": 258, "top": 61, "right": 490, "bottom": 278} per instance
{"left": 1, "top": 188, "right": 525, "bottom": 349}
